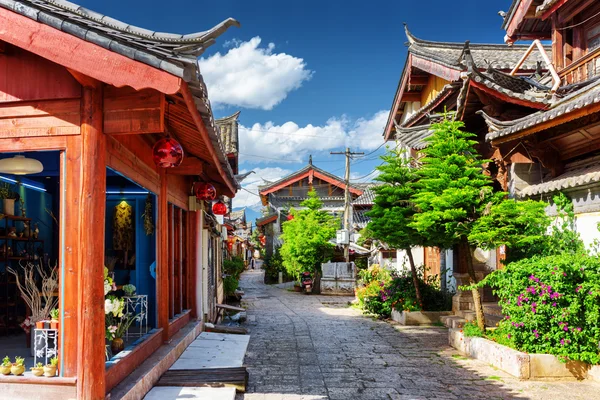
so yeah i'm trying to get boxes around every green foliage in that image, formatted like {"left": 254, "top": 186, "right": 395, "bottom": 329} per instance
{"left": 249, "top": 229, "right": 265, "bottom": 257}
{"left": 49, "top": 357, "right": 58, "bottom": 367}
{"left": 223, "top": 256, "right": 245, "bottom": 278}
{"left": 463, "top": 321, "right": 485, "bottom": 338}
{"left": 469, "top": 199, "right": 550, "bottom": 264}
{"left": 410, "top": 118, "right": 504, "bottom": 246}
{"left": 50, "top": 308, "right": 59, "bottom": 320}
{"left": 356, "top": 264, "right": 452, "bottom": 317}
{"left": 223, "top": 275, "right": 239, "bottom": 296}
{"left": 366, "top": 148, "right": 425, "bottom": 249}
{"left": 479, "top": 254, "right": 600, "bottom": 364}
{"left": 280, "top": 190, "right": 338, "bottom": 279}
{"left": 14, "top": 356, "right": 24, "bottom": 366}
{"left": 263, "top": 246, "right": 288, "bottom": 284}
{"left": 2, "top": 356, "right": 10, "bottom": 367}
{"left": 0, "top": 183, "right": 18, "bottom": 200}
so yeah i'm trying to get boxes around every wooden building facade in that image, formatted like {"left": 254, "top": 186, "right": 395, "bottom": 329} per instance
{"left": 0, "top": 1, "right": 239, "bottom": 399}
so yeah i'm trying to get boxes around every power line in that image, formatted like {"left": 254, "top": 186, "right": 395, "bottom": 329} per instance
{"left": 239, "top": 152, "right": 343, "bottom": 163}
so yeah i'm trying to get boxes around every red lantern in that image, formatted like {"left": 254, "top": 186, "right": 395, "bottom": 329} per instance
{"left": 287, "top": 214, "right": 294, "bottom": 221}
{"left": 153, "top": 137, "right": 184, "bottom": 168}
{"left": 212, "top": 200, "right": 227, "bottom": 216}
{"left": 195, "top": 182, "right": 217, "bottom": 201}
{"left": 259, "top": 235, "right": 266, "bottom": 246}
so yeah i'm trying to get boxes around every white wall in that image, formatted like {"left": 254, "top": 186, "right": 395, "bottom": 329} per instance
{"left": 576, "top": 212, "right": 600, "bottom": 252}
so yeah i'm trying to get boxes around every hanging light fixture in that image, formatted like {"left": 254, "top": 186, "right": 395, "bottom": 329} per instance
{"left": 0, "top": 155, "right": 44, "bottom": 175}
{"left": 194, "top": 182, "right": 217, "bottom": 201}
{"left": 212, "top": 200, "right": 228, "bottom": 216}
{"left": 153, "top": 99, "right": 184, "bottom": 168}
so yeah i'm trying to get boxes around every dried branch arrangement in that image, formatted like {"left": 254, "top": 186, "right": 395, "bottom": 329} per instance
{"left": 7, "top": 260, "right": 58, "bottom": 323}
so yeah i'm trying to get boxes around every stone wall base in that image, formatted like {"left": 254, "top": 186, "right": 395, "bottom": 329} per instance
{"left": 391, "top": 309, "right": 452, "bottom": 325}
{"left": 449, "top": 328, "right": 594, "bottom": 380}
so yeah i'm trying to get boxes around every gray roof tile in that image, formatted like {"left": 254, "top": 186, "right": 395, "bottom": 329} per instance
{"left": 520, "top": 156, "right": 600, "bottom": 196}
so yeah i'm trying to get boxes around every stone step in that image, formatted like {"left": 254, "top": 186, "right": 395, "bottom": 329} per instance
{"left": 485, "top": 313, "right": 504, "bottom": 327}
{"left": 441, "top": 315, "right": 466, "bottom": 329}
{"left": 483, "top": 302, "right": 503, "bottom": 317}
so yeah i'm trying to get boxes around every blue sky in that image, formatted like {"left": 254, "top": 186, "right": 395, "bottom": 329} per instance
{"left": 76, "top": 0, "right": 514, "bottom": 213}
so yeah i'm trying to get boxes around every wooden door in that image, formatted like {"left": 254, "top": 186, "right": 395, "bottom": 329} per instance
{"left": 424, "top": 247, "right": 441, "bottom": 280}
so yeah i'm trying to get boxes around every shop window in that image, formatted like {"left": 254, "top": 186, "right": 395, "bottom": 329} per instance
{"left": 104, "top": 168, "right": 157, "bottom": 361}
{"left": 0, "top": 151, "right": 61, "bottom": 371}
{"left": 167, "top": 205, "right": 189, "bottom": 320}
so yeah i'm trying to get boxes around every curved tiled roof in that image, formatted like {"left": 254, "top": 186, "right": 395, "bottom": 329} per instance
{"left": 520, "top": 156, "right": 600, "bottom": 196}
{"left": 536, "top": 0, "right": 561, "bottom": 16}
{"left": 401, "top": 83, "right": 461, "bottom": 127}
{"left": 405, "top": 25, "right": 550, "bottom": 71}
{"left": 486, "top": 79, "right": 600, "bottom": 142}
{"left": 395, "top": 124, "right": 434, "bottom": 150}
{"left": 0, "top": 0, "right": 241, "bottom": 189}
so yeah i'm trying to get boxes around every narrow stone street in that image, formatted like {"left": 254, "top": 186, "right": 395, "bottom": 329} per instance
{"left": 236, "top": 270, "right": 600, "bottom": 400}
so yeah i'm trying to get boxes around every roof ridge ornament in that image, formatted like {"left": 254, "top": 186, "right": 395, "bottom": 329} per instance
{"left": 403, "top": 23, "right": 417, "bottom": 46}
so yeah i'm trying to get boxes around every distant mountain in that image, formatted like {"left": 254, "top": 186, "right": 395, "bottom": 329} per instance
{"left": 234, "top": 205, "right": 263, "bottom": 227}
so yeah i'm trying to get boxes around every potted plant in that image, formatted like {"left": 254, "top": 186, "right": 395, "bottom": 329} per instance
{"left": 0, "top": 356, "right": 11, "bottom": 375}
{"left": 50, "top": 308, "right": 59, "bottom": 330}
{"left": 109, "top": 313, "right": 138, "bottom": 355}
{"left": 10, "top": 356, "right": 25, "bottom": 376}
{"left": 0, "top": 183, "right": 19, "bottom": 216}
{"left": 31, "top": 362, "right": 44, "bottom": 377}
{"left": 122, "top": 284, "right": 136, "bottom": 296}
{"left": 44, "top": 357, "right": 58, "bottom": 377}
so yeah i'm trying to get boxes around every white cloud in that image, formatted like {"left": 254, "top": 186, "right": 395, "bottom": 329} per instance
{"left": 238, "top": 110, "right": 388, "bottom": 165}
{"left": 232, "top": 166, "right": 293, "bottom": 209}
{"left": 199, "top": 37, "right": 313, "bottom": 110}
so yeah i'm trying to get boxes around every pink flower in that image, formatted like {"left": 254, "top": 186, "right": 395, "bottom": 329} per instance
{"left": 560, "top": 339, "right": 565, "bottom": 345}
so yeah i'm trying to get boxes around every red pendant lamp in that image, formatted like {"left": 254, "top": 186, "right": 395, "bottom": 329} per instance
{"left": 212, "top": 200, "right": 227, "bottom": 216}
{"left": 287, "top": 214, "right": 294, "bottom": 221}
{"left": 153, "top": 137, "right": 184, "bottom": 168}
{"left": 195, "top": 182, "right": 217, "bottom": 201}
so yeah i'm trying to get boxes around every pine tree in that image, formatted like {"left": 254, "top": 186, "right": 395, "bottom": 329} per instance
{"left": 280, "top": 190, "right": 338, "bottom": 280}
{"left": 410, "top": 118, "right": 503, "bottom": 331}
{"left": 366, "top": 147, "right": 424, "bottom": 308}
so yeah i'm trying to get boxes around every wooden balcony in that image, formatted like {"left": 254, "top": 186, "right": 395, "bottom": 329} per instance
{"left": 559, "top": 47, "right": 600, "bottom": 85}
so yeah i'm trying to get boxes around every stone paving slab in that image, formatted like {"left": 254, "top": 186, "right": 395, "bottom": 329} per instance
{"left": 236, "top": 269, "right": 600, "bottom": 400}
{"left": 170, "top": 332, "right": 249, "bottom": 370}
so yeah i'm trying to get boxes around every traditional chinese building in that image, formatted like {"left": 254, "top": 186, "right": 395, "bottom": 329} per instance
{"left": 0, "top": 0, "right": 239, "bottom": 398}
{"left": 257, "top": 160, "right": 365, "bottom": 258}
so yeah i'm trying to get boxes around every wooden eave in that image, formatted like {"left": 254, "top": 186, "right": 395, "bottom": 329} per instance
{"left": 469, "top": 80, "right": 547, "bottom": 110}
{"left": 0, "top": 6, "right": 237, "bottom": 197}
{"left": 256, "top": 214, "right": 277, "bottom": 227}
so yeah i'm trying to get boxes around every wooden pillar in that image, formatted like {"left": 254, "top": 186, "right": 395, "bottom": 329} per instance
{"left": 77, "top": 85, "right": 106, "bottom": 399}
{"left": 173, "top": 207, "right": 181, "bottom": 315}
{"left": 62, "top": 135, "right": 82, "bottom": 378}
{"left": 168, "top": 204, "right": 174, "bottom": 319}
{"left": 157, "top": 170, "right": 169, "bottom": 341}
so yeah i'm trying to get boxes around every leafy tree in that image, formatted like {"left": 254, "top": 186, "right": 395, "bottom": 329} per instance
{"left": 469, "top": 199, "right": 550, "bottom": 264}
{"left": 366, "top": 147, "right": 425, "bottom": 308}
{"left": 280, "top": 190, "right": 338, "bottom": 279}
{"left": 410, "top": 118, "right": 503, "bottom": 331}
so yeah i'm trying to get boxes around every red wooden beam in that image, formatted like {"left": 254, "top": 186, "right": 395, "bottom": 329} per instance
{"left": 383, "top": 54, "right": 412, "bottom": 141}
{"left": 0, "top": 7, "right": 181, "bottom": 94}
{"left": 401, "top": 92, "right": 421, "bottom": 102}
{"left": 505, "top": 0, "right": 535, "bottom": 43}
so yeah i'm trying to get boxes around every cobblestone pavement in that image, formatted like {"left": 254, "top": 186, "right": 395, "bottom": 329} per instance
{"left": 236, "top": 269, "right": 600, "bottom": 400}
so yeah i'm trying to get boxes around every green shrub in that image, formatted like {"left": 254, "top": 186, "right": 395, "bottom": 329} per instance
{"left": 223, "top": 276, "right": 239, "bottom": 297}
{"left": 463, "top": 321, "right": 485, "bottom": 338}
{"left": 480, "top": 253, "right": 600, "bottom": 364}
{"left": 223, "top": 257, "right": 245, "bottom": 278}
{"left": 263, "top": 247, "right": 288, "bottom": 284}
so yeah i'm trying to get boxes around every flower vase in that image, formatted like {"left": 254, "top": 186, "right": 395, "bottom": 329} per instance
{"left": 111, "top": 338, "right": 124, "bottom": 355}
{"left": 3, "top": 199, "right": 15, "bottom": 216}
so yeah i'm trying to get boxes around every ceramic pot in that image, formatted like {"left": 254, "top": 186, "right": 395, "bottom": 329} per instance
{"left": 3, "top": 199, "right": 15, "bottom": 216}
{"left": 0, "top": 365, "right": 10, "bottom": 375}
{"left": 36, "top": 321, "right": 45, "bottom": 329}
{"left": 10, "top": 365, "right": 24, "bottom": 376}
{"left": 31, "top": 368, "right": 44, "bottom": 377}
{"left": 43, "top": 365, "right": 57, "bottom": 377}
{"left": 111, "top": 337, "right": 125, "bottom": 354}
{"left": 50, "top": 320, "right": 59, "bottom": 330}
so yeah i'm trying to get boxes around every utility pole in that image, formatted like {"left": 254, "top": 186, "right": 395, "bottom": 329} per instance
{"left": 331, "top": 148, "right": 364, "bottom": 263}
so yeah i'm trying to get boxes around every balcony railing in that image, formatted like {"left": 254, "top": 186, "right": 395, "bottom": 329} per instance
{"left": 559, "top": 47, "right": 600, "bottom": 85}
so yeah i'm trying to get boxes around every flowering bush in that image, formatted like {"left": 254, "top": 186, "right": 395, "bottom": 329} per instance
{"left": 481, "top": 254, "right": 600, "bottom": 364}
{"left": 19, "top": 316, "right": 33, "bottom": 334}
{"left": 356, "top": 264, "right": 452, "bottom": 317}
{"left": 105, "top": 296, "right": 124, "bottom": 318}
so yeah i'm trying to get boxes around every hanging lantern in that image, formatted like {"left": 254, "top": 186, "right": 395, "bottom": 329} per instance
{"left": 195, "top": 182, "right": 217, "bottom": 201}
{"left": 287, "top": 214, "right": 294, "bottom": 221}
{"left": 152, "top": 137, "right": 184, "bottom": 168}
{"left": 212, "top": 200, "right": 227, "bottom": 216}
{"left": 259, "top": 235, "right": 266, "bottom": 246}
{"left": 0, "top": 155, "right": 44, "bottom": 175}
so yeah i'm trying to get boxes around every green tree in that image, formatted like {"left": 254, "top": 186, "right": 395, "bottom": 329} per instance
{"left": 365, "top": 147, "right": 424, "bottom": 308}
{"left": 410, "top": 118, "right": 503, "bottom": 331}
{"left": 280, "top": 190, "right": 338, "bottom": 279}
